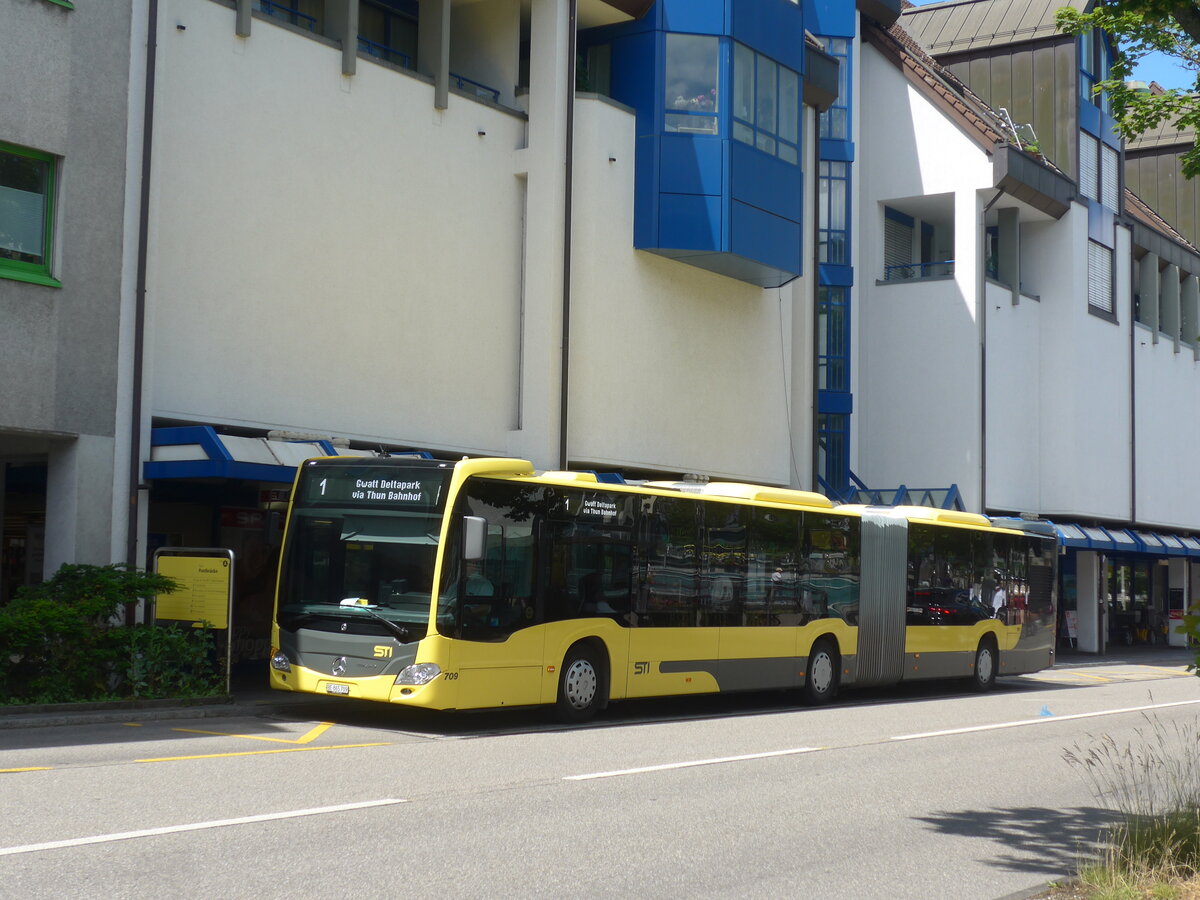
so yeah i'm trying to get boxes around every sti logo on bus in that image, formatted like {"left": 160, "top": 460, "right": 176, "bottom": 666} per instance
{"left": 633, "top": 661, "right": 650, "bottom": 675}
{"left": 373, "top": 645, "right": 392, "bottom": 659}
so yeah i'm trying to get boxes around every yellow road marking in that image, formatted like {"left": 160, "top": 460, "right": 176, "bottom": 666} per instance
{"left": 170, "top": 721, "right": 335, "bottom": 745}
{"left": 1, "top": 767, "right": 52, "bottom": 774}
{"left": 123, "top": 723, "right": 144, "bottom": 727}
{"left": 136, "top": 741, "right": 391, "bottom": 763}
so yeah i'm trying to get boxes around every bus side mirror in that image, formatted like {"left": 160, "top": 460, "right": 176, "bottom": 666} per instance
{"left": 463, "top": 516, "right": 487, "bottom": 561}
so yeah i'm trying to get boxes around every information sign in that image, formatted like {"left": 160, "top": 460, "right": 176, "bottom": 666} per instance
{"left": 155, "top": 553, "right": 233, "bottom": 629}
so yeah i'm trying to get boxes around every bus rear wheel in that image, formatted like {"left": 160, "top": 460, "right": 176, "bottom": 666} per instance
{"left": 802, "top": 638, "right": 839, "bottom": 705}
{"left": 972, "top": 637, "right": 998, "bottom": 692}
{"left": 555, "top": 644, "right": 603, "bottom": 723}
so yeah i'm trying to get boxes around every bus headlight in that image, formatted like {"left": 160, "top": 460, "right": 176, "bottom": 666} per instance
{"left": 270, "top": 649, "right": 291, "bottom": 672}
{"left": 395, "top": 663, "right": 441, "bottom": 685}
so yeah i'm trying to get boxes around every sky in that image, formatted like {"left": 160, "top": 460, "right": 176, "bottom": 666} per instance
{"left": 902, "top": 0, "right": 1197, "bottom": 91}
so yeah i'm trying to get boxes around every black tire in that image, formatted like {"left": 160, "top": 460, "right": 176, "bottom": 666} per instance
{"left": 972, "top": 637, "right": 998, "bottom": 692}
{"left": 555, "top": 644, "right": 604, "bottom": 723}
{"left": 802, "top": 638, "right": 839, "bottom": 705}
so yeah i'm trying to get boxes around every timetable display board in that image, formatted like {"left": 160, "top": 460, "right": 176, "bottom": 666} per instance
{"left": 153, "top": 549, "right": 234, "bottom": 629}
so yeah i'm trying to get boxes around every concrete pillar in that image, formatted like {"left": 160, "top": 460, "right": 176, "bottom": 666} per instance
{"left": 418, "top": 0, "right": 451, "bottom": 109}
{"left": 44, "top": 436, "right": 120, "bottom": 577}
{"left": 325, "top": 0, "right": 359, "bottom": 76}
{"left": 1074, "top": 550, "right": 1105, "bottom": 653}
{"left": 505, "top": 0, "right": 568, "bottom": 469}
{"left": 1166, "top": 561, "right": 1185, "bottom": 643}
{"left": 1162, "top": 263, "right": 1181, "bottom": 351}
{"left": 1183, "top": 274, "right": 1200, "bottom": 360}
{"left": 998, "top": 207, "right": 1019, "bottom": 305}
{"left": 1139, "top": 253, "right": 1159, "bottom": 339}
{"left": 235, "top": 0, "right": 252, "bottom": 36}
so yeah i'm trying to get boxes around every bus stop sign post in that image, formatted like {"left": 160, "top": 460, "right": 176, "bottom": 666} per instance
{"left": 152, "top": 547, "right": 236, "bottom": 696}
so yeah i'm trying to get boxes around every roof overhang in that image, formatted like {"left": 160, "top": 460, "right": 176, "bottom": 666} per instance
{"left": 992, "top": 145, "right": 1074, "bottom": 219}
{"left": 804, "top": 43, "right": 839, "bottom": 112}
{"left": 1131, "top": 220, "right": 1200, "bottom": 274}
{"left": 857, "top": 0, "right": 901, "bottom": 28}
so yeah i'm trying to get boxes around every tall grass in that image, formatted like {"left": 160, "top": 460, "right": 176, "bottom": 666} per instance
{"left": 1064, "top": 714, "right": 1200, "bottom": 892}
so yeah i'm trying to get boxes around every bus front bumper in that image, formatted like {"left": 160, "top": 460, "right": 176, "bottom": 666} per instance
{"left": 269, "top": 662, "right": 455, "bottom": 709}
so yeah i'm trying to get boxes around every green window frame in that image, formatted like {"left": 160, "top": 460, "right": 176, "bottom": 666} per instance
{"left": 43, "top": 0, "right": 76, "bottom": 8}
{"left": 0, "top": 142, "right": 60, "bottom": 287}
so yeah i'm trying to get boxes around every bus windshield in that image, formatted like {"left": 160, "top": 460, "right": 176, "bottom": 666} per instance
{"left": 276, "top": 463, "right": 450, "bottom": 640}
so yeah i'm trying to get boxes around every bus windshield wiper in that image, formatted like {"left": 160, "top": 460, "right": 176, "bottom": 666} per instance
{"left": 341, "top": 601, "right": 411, "bottom": 643}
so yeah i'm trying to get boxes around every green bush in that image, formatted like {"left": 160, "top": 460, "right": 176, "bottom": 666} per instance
{"left": 0, "top": 563, "right": 223, "bottom": 704}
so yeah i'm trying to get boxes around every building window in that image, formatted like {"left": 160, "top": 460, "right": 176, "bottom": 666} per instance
{"left": 818, "top": 161, "right": 850, "bottom": 265}
{"left": 358, "top": 1, "right": 417, "bottom": 69}
{"left": 0, "top": 142, "right": 57, "bottom": 287}
{"left": 732, "top": 42, "right": 799, "bottom": 164}
{"left": 665, "top": 34, "right": 719, "bottom": 135}
{"left": 1088, "top": 240, "right": 1114, "bottom": 315}
{"left": 1080, "top": 132, "right": 1098, "bottom": 199}
{"left": 817, "top": 286, "right": 849, "bottom": 392}
{"left": 260, "top": 0, "right": 323, "bottom": 32}
{"left": 1078, "top": 29, "right": 1113, "bottom": 114}
{"left": 1101, "top": 144, "right": 1120, "bottom": 210}
{"left": 817, "top": 37, "right": 850, "bottom": 141}
{"left": 817, "top": 413, "right": 849, "bottom": 499}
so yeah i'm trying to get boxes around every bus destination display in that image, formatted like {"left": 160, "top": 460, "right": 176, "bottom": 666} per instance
{"left": 303, "top": 467, "right": 445, "bottom": 509}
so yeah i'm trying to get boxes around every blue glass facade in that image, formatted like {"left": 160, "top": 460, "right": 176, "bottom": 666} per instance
{"left": 581, "top": 0, "right": 808, "bottom": 288}
{"left": 806, "top": 0, "right": 854, "bottom": 499}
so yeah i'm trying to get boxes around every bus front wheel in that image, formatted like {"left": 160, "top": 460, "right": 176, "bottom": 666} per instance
{"left": 972, "top": 637, "right": 998, "bottom": 692}
{"left": 802, "top": 638, "right": 839, "bottom": 705}
{"left": 555, "top": 644, "right": 603, "bottom": 723}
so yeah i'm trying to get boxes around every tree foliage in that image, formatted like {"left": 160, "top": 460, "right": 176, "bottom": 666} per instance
{"left": 1057, "top": 2, "right": 1200, "bottom": 177}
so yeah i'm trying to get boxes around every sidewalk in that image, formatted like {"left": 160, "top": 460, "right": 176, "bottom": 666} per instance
{"left": 2, "top": 646, "right": 1195, "bottom": 730}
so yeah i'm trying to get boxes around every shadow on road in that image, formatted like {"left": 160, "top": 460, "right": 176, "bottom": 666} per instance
{"left": 915, "top": 804, "right": 1115, "bottom": 878}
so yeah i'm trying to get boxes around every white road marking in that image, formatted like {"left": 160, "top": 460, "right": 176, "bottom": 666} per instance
{"left": 0, "top": 799, "right": 407, "bottom": 857}
{"left": 892, "top": 698, "right": 1200, "bottom": 742}
{"left": 564, "top": 747, "right": 822, "bottom": 781}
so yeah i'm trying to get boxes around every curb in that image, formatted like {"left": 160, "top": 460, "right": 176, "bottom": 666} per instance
{"left": 0, "top": 695, "right": 318, "bottom": 730}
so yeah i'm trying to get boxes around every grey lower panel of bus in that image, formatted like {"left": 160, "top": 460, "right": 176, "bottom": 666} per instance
{"left": 658, "top": 653, "right": 861, "bottom": 693}
{"left": 902, "top": 651, "right": 975, "bottom": 681}
{"left": 279, "top": 629, "right": 418, "bottom": 679}
{"left": 856, "top": 512, "right": 909, "bottom": 687}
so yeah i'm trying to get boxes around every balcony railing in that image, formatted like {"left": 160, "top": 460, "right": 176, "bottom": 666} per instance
{"left": 883, "top": 260, "right": 955, "bottom": 281}
{"left": 452, "top": 72, "right": 500, "bottom": 104}
{"left": 259, "top": 0, "right": 316, "bottom": 31}
{"left": 357, "top": 36, "right": 413, "bottom": 69}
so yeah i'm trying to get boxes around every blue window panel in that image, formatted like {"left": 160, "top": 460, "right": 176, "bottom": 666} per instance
{"left": 819, "top": 138, "right": 854, "bottom": 161}
{"left": 730, "top": 139, "right": 801, "bottom": 222}
{"left": 803, "top": 0, "right": 856, "bottom": 38}
{"left": 730, "top": 199, "right": 800, "bottom": 274}
{"left": 660, "top": 193, "right": 724, "bottom": 251}
{"left": 732, "top": 0, "right": 805, "bottom": 74}
{"left": 818, "top": 391, "right": 853, "bottom": 415}
{"left": 659, "top": 0, "right": 726, "bottom": 35}
{"left": 818, "top": 263, "right": 853, "bottom": 286}
{"left": 634, "top": 135, "right": 660, "bottom": 249}
{"left": 1088, "top": 202, "right": 1114, "bottom": 246}
{"left": 660, "top": 133, "right": 726, "bottom": 196}
{"left": 1078, "top": 100, "right": 1101, "bottom": 137}
{"left": 609, "top": 31, "right": 658, "bottom": 136}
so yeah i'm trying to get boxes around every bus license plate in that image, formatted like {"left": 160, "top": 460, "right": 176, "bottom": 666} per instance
{"left": 326, "top": 683, "right": 350, "bottom": 695}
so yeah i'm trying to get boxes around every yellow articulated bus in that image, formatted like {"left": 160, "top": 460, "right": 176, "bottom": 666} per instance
{"left": 270, "top": 456, "right": 1057, "bottom": 721}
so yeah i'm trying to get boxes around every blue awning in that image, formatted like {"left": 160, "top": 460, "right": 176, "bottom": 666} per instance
{"left": 1180, "top": 536, "right": 1200, "bottom": 558}
{"left": 144, "top": 426, "right": 377, "bottom": 484}
{"left": 1051, "top": 523, "right": 1091, "bottom": 549}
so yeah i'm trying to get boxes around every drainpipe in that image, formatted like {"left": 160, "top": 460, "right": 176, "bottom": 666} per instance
{"left": 126, "top": 0, "right": 157, "bottom": 610}
{"left": 979, "top": 186, "right": 1005, "bottom": 514}
{"left": 558, "top": 0, "right": 577, "bottom": 470}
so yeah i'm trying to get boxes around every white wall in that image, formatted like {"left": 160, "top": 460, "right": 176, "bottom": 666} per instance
{"left": 1134, "top": 322, "right": 1200, "bottom": 528}
{"left": 1025, "top": 210, "right": 1132, "bottom": 520}
{"left": 149, "top": 0, "right": 528, "bottom": 457}
{"left": 567, "top": 96, "right": 799, "bottom": 483}
{"left": 856, "top": 42, "right": 992, "bottom": 508}
{"left": 984, "top": 278, "right": 1042, "bottom": 513}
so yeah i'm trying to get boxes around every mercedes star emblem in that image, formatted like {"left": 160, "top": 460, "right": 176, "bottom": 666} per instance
{"left": 332, "top": 656, "right": 347, "bottom": 677}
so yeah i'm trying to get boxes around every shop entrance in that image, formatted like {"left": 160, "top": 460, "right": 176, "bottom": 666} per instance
{"left": 1, "top": 463, "right": 47, "bottom": 605}
{"left": 1106, "top": 559, "right": 1170, "bottom": 647}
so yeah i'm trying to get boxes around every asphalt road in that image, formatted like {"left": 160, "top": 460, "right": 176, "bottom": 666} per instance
{"left": 2, "top": 660, "right": 1198, "bottom": 900}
